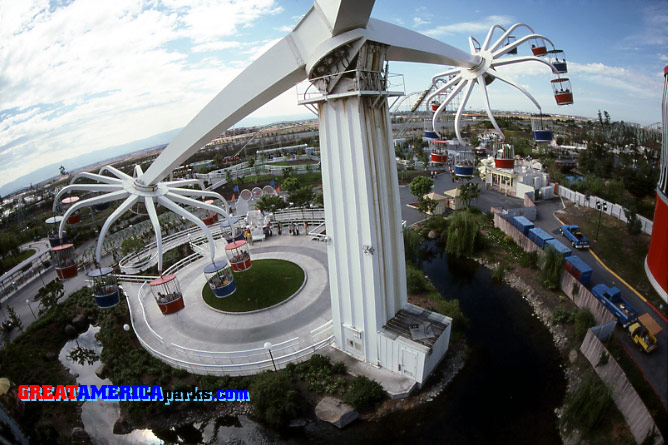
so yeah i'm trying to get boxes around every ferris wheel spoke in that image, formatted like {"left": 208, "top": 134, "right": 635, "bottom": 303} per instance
{"left": 454, "top": 80, "right": 476, "bottom": 143}
{"left": 486, "top": 71, "right": 542, "bottom": 111}
{"left": 57, "top": 190, "right": 129, "bottom": 237}
{"left": 493, "top": 33, "right": 554, "bottom": 58}
{"left": 432, "top": 79, "right": 468, "bottom": 136}
{"left": 477, "top": 75, "right": 505, "bottom": 138}
{"left": 491, "top": 55, "right": 557, "bottom": 73}
{"left": 469, "top": 36, "right": 481, "bottom": 54}
{"left": 53, "top": 184, "right": 121, "bottom": 212}
{"left": 99, "top": 165, "right": 132, "bottom": 180}
{"left": 158, "top": 195, "right": 215, "bottom": 261}
{"left": 70, "top": 172, "right": 122, "bottom": 185}
{"left": 489, "top": 23, "right": 535, "bottom": 52}
{"left": 144, "top": 196, "right": 163, "bottom": 273}
{"left": 169, "top": 188, "right": 230, "bottom": 215}
{"left": 161, "top": 179, "right": 200, "bottom": 187}
{"left": 427, "top": 74, "right": 463, "bottom": 106}
{"left": 95, "top": 195, "right": 139, "bottom": 264}
{"left": 481, "top": 24, "right": 506, "bottom": 51}
{"left": 431, "top": 68, "right": 462, "bottom": 84}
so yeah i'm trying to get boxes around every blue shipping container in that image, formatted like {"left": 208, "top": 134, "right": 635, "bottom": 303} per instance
{"left": 512, "top": 216, "right": 534, "bottom": 235}
{"left": 544, "top": 239, "right": 572, "bottom": 258}
{"left": 528, "top": 227, "right": 554, "bottom": 249}
{"left": 564, "top": 255, "right": 593, "bottom": 286}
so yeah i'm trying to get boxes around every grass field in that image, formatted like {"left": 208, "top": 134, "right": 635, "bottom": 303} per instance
{"left": 202, "top": 259, "right": 305, "bottom": 312}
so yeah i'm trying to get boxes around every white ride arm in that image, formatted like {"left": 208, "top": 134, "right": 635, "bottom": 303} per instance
{"left": 58, "top": 190, "right": 129, "bottom": 237}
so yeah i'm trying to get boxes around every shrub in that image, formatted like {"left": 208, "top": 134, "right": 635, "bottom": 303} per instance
{"left": 434, "top": 297, "right": 468, "bottom": 332}
{"left": 574, "top": 308, "right": 596, "bottom": 341}
{"left": 250, "top": 371, "right": 301, "bottom": 426}
{"left": 344, "top": 376, "right": 385, "bottom": 411}
{"left": 560, "top": 370, "right": 613, "bottom": 436}
{"left": 492, "top": 264, "right": 506, "bottom": 281}
{"left": 406, "top": 263, "right": 429, "bottom": 294}
{"left": 332, "top": 361, "right": 347, "bottom": 375}
{"left": 519, "top": 251, "right": 538, "bottom": 268}
{"left": 552, "top": 305, "right": 575, "bottom": 324}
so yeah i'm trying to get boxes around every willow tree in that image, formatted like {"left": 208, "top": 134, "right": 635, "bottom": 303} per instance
{"left": 445, "top": 211, "right": 479, "bottom": 258}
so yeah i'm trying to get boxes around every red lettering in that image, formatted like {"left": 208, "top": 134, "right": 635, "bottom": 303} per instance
{"left": 54, "top": 385, "right": 67, "bottom": 400}
{"left": 29, "top": 385, "right": 41, "bottom": 400}
{"left": 41, "top": 385, "right": 53, "bottom": 400}
{"left": 66, "top": 385, "right": 79, "bottom": 400}
{"left": 18, "top": 385, "right": 30, "bottom": 400}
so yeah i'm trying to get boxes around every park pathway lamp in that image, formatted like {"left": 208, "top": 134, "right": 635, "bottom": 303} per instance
{"left": 595, "top": 200, "right": 607, "bottom": 241}
{"left": 25, "top": 299, "right": 36, "bottom": 321}
{"left": 264, "top": 342, "right": 277, "bottom": 371}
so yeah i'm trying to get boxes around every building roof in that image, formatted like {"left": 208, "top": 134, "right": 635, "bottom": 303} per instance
{"left": 381, "top": 303, "right": 450, "bottom": 348}
{"left": 424, "top": 192, "right": 446, "bottom": 201}
{"left": 443, "top": 188, "right": 461, "bottom": 198}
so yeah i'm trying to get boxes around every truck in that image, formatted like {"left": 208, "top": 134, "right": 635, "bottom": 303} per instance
{"left": 627, "top": 313, "right": 662, "bottom": 353}
{"left": 591, "top": 284, "right": 638, "bottom": 327}
{"left": 560, "top": 225, "right": 589, "bottom": 249}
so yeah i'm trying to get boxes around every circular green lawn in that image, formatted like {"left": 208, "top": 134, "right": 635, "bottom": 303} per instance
{"left": 202, "top": 259, "right": 305, "bottom": 312}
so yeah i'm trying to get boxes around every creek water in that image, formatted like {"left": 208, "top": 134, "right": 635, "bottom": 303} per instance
{"left": 111, "top": 245, "right": 566, "bottom": 444}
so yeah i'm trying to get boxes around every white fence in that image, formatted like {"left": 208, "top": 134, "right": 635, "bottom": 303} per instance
{"left": 557, "top": 185, "right": 653, "bottom": 235}
{"left": 198, "top": 155, "right": 321, "bottom": 182}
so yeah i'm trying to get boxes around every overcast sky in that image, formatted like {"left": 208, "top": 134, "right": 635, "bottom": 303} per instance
{"left": 1, "top": 0, "right": 667, "bottom": 191}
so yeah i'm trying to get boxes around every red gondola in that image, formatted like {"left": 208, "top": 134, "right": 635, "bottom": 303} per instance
{"left": 531, "top": 38, "right": 547, "bottom": 56}
{"left": 198, "top": 199, "right": 219, "bottom": 226}
{"left": 149, "top": 275, "right": 185, "bottom": 315}
{"left": 51, "top": 243, "right": 78, "bottom": 279}
{"left": 493, "top": 142, "right": 515, "bottom": 169}
{"left": 551, "top": 78, "right": 573, "bottom": 105}
{"left": 61, "top": 196, "right": 81, "bottom": 225}
{"left": 429, "top": 139, "right": 448, "bottom": 164}
{"left": 225, "top": 240, "right": 252, "bottom": 272}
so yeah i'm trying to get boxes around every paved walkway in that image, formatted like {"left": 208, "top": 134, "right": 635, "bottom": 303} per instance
{"left": 123, "top": 234, "right": 333, "bottom": 375}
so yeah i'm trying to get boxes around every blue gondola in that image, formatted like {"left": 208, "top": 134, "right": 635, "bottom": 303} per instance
{"left": 204, "top": 259, "right": 236, "bottom": 298}
{"left": 88, "top": 267, "right": 120, "bottom": 308}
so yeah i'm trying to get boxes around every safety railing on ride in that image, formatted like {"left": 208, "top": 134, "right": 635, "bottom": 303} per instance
{"left": 124, "top": 284, "right": 333, "bottom": 375}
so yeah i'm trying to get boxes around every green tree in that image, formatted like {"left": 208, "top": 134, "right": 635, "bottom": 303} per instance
{"left": 409, "top": 176, "right": 433, "bottom": 201}
{"left": 445, "top": 211, "right": 479, "bottom": 258}
{"left": 624, "top": 207, "right": 642, "bottom": 235}
{"left": 288, "top": 186, "right": 315, "bottom": 207}
{"left": 68, "top": 343, "right": 100, "bottom": 366}
{"left": 417, "top": 196, "right": 438, "bottom": 214}
{"left": 37, "top": 279, "right": 64, "bottom": 314}
{"left": 281, "top": 176, "right": 300, "bottom": 193}
{"left": 7, "top": 307, "right": 22, "bottom": 332}
{"left": 458, "top": 181, "right": 480, "bottom": 208}
{"left": 250, "top": 371, "right": 301, "bottom": 426}
{"left": 539, "top": 246, "right": 563, "bottom": 290}
{"left": 255, "top": 195, "right": 288, "bottom": 213}
{"left": 574, "top": 308, "right": 596, "bottom": 341}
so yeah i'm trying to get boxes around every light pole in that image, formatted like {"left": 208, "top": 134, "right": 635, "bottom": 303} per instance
{"left": 25, "top": 299, "right": 37, "bottom": 321}
{"left": 263, "top": 341, "right": 277, "bottom": 371}
{"left": 595, "top": 200, "right": 608, "bottom": 241}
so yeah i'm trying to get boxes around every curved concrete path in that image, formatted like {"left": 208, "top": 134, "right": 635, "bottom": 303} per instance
{"left": 122, "top": 234, "right": 332, "bottom": 374}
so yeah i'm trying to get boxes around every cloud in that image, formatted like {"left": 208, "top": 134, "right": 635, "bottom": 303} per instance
{"left": 424, "top": 15, "right": 514, "bottom": 38}
{"left": 413, "top": 17, "right": 431, "bottom": 28}
{"left": 0, "top": 0, "right": 289, "bottom": 189}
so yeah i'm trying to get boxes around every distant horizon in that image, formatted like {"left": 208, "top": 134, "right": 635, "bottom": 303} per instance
{"left": 2, "top": 106, "right": 654, "bottom": 198}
